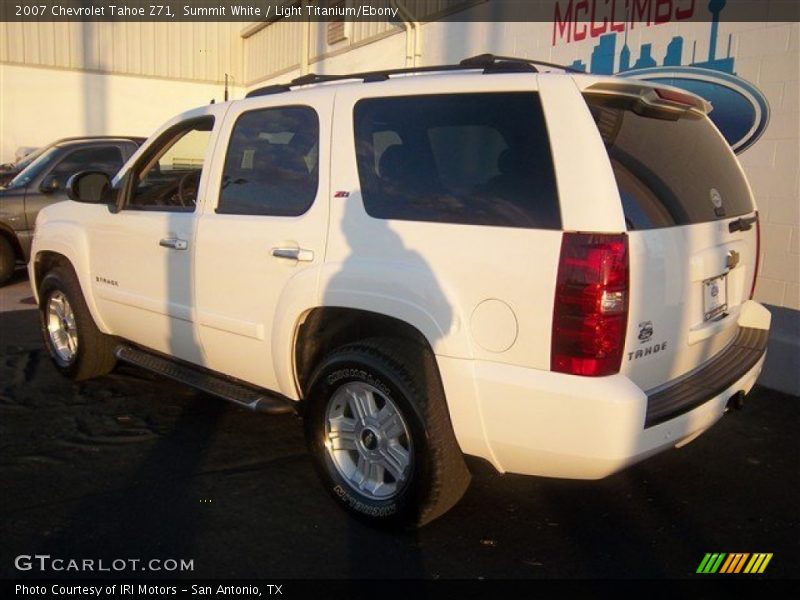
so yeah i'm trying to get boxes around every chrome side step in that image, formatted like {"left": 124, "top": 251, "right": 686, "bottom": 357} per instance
{"left": 114, "top": 345, "right": 295, "bottom": 415}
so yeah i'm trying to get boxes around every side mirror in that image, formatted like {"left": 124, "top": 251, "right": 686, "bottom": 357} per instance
{"left": 66, "top": 171, "right": 112, "bottom": 204}
{"left": 40, "top": 175, "right": 61, "bottom": 194}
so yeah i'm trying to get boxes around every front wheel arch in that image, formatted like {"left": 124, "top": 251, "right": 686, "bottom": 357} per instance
{"left": 37, "top": 262, "right": 117, "bottom": 381}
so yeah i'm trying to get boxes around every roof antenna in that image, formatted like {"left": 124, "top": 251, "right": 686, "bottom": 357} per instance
{"left": 210, "top": 98, "right": 216, "bottom": 104}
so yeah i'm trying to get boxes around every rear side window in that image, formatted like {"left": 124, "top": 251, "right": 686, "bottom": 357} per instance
{"left": 217, "top": 106, "right": 319, "bottom": 216}
{"left": 354, "top": 93, "right": 560, "bottom": 229}
{"left": 586, "top": 97, "right": 754, "bottom": 230}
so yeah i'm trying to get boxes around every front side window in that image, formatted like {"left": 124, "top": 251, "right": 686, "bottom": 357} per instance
{"left": 217, "top": 107, "right": 319, "bottom": 216}
{"left": 127, "top": 118, "right": 213, "bottom": 211}
{"left": 354, "top": 92, "right": 561, "bottom": 229}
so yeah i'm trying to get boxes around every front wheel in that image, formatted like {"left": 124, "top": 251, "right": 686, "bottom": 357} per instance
{"left": 304, "top": 338, "right": 471, "bottom": 528}
{"left": 39, "top": 265, "right": 117, "bottom": 380}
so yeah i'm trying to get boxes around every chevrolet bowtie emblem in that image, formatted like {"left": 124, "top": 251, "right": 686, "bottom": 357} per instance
{"left": 726, "top": 250, "right": 740, "bottom": 269}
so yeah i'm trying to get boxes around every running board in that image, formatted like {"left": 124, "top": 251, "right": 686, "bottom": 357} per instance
{"left": 114, "top": 345, "right": 295, "bottom": 415}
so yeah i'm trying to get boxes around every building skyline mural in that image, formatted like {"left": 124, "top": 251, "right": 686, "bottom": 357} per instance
{"left": 561, "top": 0, "right": 769, "bottom": 153}
{"left": 568, "top": 0, "right": 735, "bottom": 75}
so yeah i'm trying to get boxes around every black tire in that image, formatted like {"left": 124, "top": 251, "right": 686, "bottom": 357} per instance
{"left": 38, "top": 264, "right": 117, "bottom": 381}
{"left": 304, "top": 338, "right": 471, "bottom": 528}
{"left": 0, "top": 236, "right": 15, "bottom": 286}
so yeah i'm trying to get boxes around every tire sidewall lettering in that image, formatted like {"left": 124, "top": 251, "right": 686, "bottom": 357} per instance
{"left": 326, "top": 368, "right": 393, "bottom": 401}
{"left": 311, "top": 360, "right": 418, "bottom": 523}
{"left": 332, "top": 484, "right": 398, "bottom": 517}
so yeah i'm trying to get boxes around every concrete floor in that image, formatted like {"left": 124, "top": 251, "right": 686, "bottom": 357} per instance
{"left": 1, "top": 273, "right": 798, "bottom": 579}
{"left": 0, "top": 268, "right": 36, "bottom": 313}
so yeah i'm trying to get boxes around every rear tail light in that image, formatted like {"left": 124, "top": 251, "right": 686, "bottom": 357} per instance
{"left": 750, "top": 211, "right": 760, "bottom": 300}
{"left": 551, "top": 233, "right": 629, "bottom": 377}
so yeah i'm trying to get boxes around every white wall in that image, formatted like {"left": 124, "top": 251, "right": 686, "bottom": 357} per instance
{"left": 726, "top": 25, "right": 800, "bottom": 311}
{"left": 0, "top": 63, "right": 243, "bottom": 162}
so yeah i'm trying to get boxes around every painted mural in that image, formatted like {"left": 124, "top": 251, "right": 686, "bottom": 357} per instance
{"left": 553, "top": 0, "right": 770, "bottom": 153}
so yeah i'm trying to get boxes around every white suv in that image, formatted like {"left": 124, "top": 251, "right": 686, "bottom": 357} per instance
{"left": 29, "top": 55, "right": 771, "bottom": 527}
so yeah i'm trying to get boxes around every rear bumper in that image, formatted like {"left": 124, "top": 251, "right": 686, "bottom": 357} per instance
{"left": 446, "top": 301, "right": 771, "bottom": 479}
{"left": 645, "top": 326, "right": 768, "bottom": 427}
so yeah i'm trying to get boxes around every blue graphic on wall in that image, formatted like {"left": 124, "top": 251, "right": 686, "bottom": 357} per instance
{"left": 568, "top": 0, "right": 769, "bottom": 154}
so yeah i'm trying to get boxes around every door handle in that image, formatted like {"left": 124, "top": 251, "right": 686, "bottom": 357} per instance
{"left": 272, "top": 247, "right": 314, "bottom": 262}
{"left": 159, "top": 238, "right": 188, "bottom": 250}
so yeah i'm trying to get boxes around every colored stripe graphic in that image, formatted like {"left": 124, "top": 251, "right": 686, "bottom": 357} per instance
{"left": 719, "top": 554, "right": 735, "bottom": 573}
{"left": 744, "top": 553, "right": 774, "bottom": 574}
{"left": 736, "top": 553, "right": 750, "bottom": 573}
{"left": 721, "top": 553, "right": 749, "bottom": 573}
{"left": 697, "top": 553, "right": 727, "bottom": 573}
{"left": 698, "top": 553, "right": 773, "bottom": 574}
{"left": 759, "top": 554, "right": 774, "bottom": 573}
{"left": 697, "top": 554, "right": 714, "bottom": 573}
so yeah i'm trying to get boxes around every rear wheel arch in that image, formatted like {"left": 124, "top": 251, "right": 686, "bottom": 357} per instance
{"left": 294, "top": 307, "right": 440, "bottom": 400}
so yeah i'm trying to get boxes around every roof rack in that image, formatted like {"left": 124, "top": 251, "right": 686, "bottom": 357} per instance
{"left": 246, "top": 54, "right": 580, "bottom": 98}
{"left": 458, "top": 53, "right": 583, "bottom": 73}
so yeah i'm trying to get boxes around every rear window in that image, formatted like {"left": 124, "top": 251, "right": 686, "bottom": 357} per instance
{"left": 586, "top": 97, "right": 754, "bottom": 230}
{"left": 353, "top": 93, "right": 561, "bottom": 229}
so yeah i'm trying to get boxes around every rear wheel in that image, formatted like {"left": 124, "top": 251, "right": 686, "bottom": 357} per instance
{"left": 39, "top": 265, "right": 117, "bottom": 380}
{"left": 0, "top": 236, "right": 15, "bottom": 286}
{"left": 304, "top": 338, "right": 470, "bottom": 527}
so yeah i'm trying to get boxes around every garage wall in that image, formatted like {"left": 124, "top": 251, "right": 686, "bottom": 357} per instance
{"left": 0, "top": 20, "right": 247, "bottom": 163}
{"left": 0, "top": 21, "right": 245, "bottom": 83}
{"left": 0, "top": 63, "right": 243, "bottom": 161}
{"left": 243, "top": 18, "right": 304, "bottom": 84}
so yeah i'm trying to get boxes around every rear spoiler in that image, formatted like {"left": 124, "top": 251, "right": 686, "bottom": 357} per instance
{"left": 583, "top": 81, "right": 712, "bottom": 120}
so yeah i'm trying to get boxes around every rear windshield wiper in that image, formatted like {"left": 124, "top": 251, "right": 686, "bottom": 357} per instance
{"left": 728, "top": 215, "right": 757, "bottom": 233}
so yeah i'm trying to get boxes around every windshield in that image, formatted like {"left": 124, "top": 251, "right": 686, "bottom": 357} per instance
{"left": 4, "top": 147, "right": 60, "bottom": 189}
{"left": 12, "top": 146, "right": 47, "bottom": 170}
